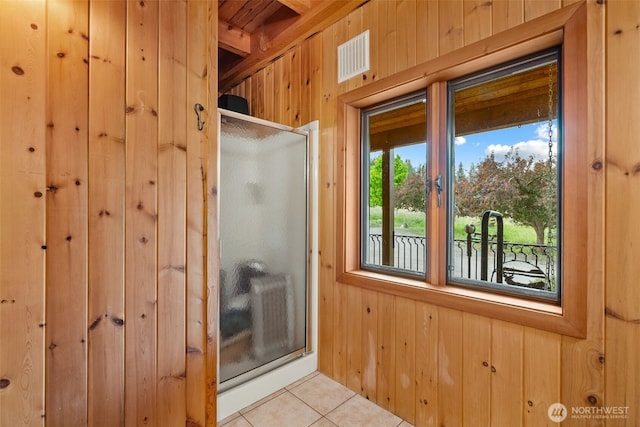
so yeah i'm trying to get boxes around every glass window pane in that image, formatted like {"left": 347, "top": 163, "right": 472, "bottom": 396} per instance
{"left": 447, "top": 49, "right": 561, "bottom": 302}
{"left": 361, "top": 93, "right": 427, "bottom": 276}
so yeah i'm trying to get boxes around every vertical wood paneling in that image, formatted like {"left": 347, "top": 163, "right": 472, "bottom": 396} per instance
{"left": 490, "top": 321, "right": 523, "bottom": 427}
{"left": 301, "top": 40, "right": 311, "bottom": 125}
{"left": 185, "top": 1, "right": 208, "bottom": 425}
{"left": 1, "top": 1, "right": 216, "bottom": 425}
{"left": 158, "top": 1, "right": 188, "bottom": 424}
{"left": 361, "top": 289, "right": 378, "bottom": 401}
{"left": 438, "top": 0, "right": 464, "bottom": 55}
{"left": 0, "top": 1, "right": 46, "bottom": 425}
{"left": 416, "top": 0, "right": 439, "bottom": 64}
{"left": 45, "top": 0, "right": 89, "bottom": 424}
{"left": 462, "top": 313, "right": 491, "bottom": 426}
{"left": 273, "top": 55, "right": 286, "bottom": 124}
{"left": 300, "top": 34, "right": 322, "bottom": 125}
{"left": 523, "top": 329, "right": 560, "bottom": 426}
{"left": 125, "top": 1, "right": 159, "bottom": 424}
{"left": 561, "top": 5, "right": 605, "bottom": 425}
{"left": 87, "top": 0, "right": 126, "bottom": 425}
{"left": 289, "top": 46, "right": 302, "bottom": 127}
{"left": 334, "top": 15, "right": 349, "bottom": 94}
{"left": 377, "top": 0, "right": 397, "bottom": 79}
{"left": 331, "top": 20, "right": 347, "bottom": 386}
{"left": 396, "top": 0, "right": 417, "bottom": 71}
{"left": 346, "top": 285, "right": 363, "bottom": 393}
{"left": 251, "top": 69, "right": 265, "bottom": 120}
{"left": 492, "top": 0, "right": 524, "bottom": 34}
{"left": 437, "top": 308, "right": 462, "bottom": 426}
{"left": 332, "top": 279, "right": 348, "bottom": 384}
{"left": 524, "top": 0, "right": 560, "bottom": 21}
{"left": 205, "top": 2, "right": 219, "bottom": 423}
{"left": 415, "top": 302, "right": 438, "bottom": 426}
{"left": 395, "top": 297, "right": 415, "bottom": 424}
{"left": 605, "top": 0, "right": 640, "bottom": 423}
{"left": 464, "top": 0, "right": 492, "bottom": 45}
{"left": 361, "top": 0, "right": 379, "bottom": 84}
{"left": 263, "top": 63, "right": 275, "bottom": 121}
{"left": 317, "top": 24, "right": 337, "bottom": 375}
{"left": 376, "top": 293, "right": 396, "bottom": 412}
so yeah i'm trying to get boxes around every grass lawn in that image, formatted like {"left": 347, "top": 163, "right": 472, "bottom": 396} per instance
{"left": 368, "top": 207, "right": 540, "bottom": 244}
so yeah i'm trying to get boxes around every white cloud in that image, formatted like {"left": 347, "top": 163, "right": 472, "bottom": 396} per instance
{"left": 485, "top": 123, "right": 558, "bottom": 162}
{"left": 534, "top": 123, "right": 558, "bottom": 142}
{"left": 454, "top": 136, "right": 466, "bottom": 145}
{"left": 486, "top": 139, "right": 557, "bottom": 162}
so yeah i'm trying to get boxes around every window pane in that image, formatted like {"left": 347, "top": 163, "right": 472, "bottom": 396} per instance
{"left": 448, "top": 49, "right": 561, "bottom": 302}
{"left": 361, "top": 93, "right": 427, "bottom": 276}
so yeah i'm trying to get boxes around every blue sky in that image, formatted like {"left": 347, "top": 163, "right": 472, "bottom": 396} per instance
{"left": 392, "top": 120, "right": 558, "bottom": 173}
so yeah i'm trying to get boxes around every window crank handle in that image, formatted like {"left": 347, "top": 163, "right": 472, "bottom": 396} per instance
{"left": 434, "top": 175, "right": 443, "bottom": 207}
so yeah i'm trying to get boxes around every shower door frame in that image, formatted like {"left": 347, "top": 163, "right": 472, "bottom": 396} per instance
{"left": 216, "top": 109, "right": 318, "bottom": 417}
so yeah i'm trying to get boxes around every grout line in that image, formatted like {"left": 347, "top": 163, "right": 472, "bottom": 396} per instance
{"left": 238, "top": 387, "right": 287, "bottom": 415}
{"left": 221, "top": 372, "right": 414, "bottom": 427}
{"left": 286, "top": 389, "right": 324, "bottom": 422}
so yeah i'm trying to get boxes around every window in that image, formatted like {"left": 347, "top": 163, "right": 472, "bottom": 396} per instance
{"left": 337, "top": 4, "right": 591, "bottom": 337}
{"left": 361, "top": 93, "right": 427, "bottom": 277}
{"left": 447, "top": 48, "right": 561, "bottom": 303}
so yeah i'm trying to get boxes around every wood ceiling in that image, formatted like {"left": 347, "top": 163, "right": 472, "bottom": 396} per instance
{"left": 368, "top": 62, "right": 558, "bottom": 151}
{"left": 218, "top": 0, "right": 367, "bottom": 93}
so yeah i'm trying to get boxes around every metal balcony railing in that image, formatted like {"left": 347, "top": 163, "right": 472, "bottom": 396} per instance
{"left": 365, "top": 233, "right": 557, "bottom": 290}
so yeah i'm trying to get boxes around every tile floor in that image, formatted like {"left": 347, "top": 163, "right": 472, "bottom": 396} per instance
{"left": 218, "top": 372, "right": 415, "bottom": 427}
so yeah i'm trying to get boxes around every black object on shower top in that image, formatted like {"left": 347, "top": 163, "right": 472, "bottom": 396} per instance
{"left": 219, "top": 94, "right": 249, "bottom": 115}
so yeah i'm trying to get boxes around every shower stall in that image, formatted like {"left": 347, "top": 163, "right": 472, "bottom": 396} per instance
{"left": 217, "top": 110, "right": 318, "bottom": 419}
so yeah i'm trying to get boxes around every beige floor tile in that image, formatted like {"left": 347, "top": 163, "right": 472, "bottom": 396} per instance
{"left": 243, "top": 391, "right": 322, "bottom": 427}
{"left": 326, "top": 394, "right": 403, "bottom": 427}
{"left": 289, "top": 373, "right": 356, "bottom": 415}
{"left": 238, "top": 388, "right": 287, "bottom": 415}
{"left": 218, "top": 411, "right": 241, "bottom": 426}
{"left": 310, "top": 417, "right": 338, "bottom": 427}
{"left": 218, "top": 414, "right": 253, "bottom": 427}
{"left": 286, "top": 371, "right": 321, "bottom": 390}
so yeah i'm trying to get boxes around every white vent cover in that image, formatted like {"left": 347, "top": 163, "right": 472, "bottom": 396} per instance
{"left": 338, "top": 30, "right": 370, "bottom": 83}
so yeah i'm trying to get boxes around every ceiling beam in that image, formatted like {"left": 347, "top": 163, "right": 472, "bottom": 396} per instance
{"left": 370, "top": 123, "right": 427, "bottom": 152}
{"left": 219, "top": 0, "right": 368, "bottom": 93}
{"left": 219, "top": 19, "right": 252, "bottom": 58}
{"left": 277, "top": 0, "right": 311, "bottom": 15}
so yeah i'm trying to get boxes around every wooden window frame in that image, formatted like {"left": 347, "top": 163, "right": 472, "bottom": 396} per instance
{"left": 336, "top": 2, "right": 590, "bottom": 337}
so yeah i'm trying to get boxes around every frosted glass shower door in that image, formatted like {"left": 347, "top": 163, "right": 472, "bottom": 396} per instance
{"left": 218, "top": 110, "right": 309, "bottom": 390}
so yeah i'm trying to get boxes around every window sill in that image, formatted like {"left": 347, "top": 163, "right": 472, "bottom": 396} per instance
{"left": 338, "top": 269, "right": 584, "bottom": 338}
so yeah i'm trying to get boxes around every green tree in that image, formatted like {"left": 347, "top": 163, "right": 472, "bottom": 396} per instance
{"left": 396, "top": 165, "right": 426, "bottom": 211}
{"left": 369, "top": 153, "right": 409, "bottom": 207}
{"left": 455, "top": 150, "right": 556, "bottom": 244}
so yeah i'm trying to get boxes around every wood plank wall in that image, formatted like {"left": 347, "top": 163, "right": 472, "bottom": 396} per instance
{"left": 227, "top": 0, "right": 639, "bottom": 425}
{"left": 0, "top": 1, "right": 218, "bottom": 425}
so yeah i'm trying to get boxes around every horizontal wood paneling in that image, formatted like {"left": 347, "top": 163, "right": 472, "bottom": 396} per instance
{"left": 229, "top": 0, "right": 631, "bottom": 426}
{"left": 0, "top": 1, "right": 215, "bottom": 425}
